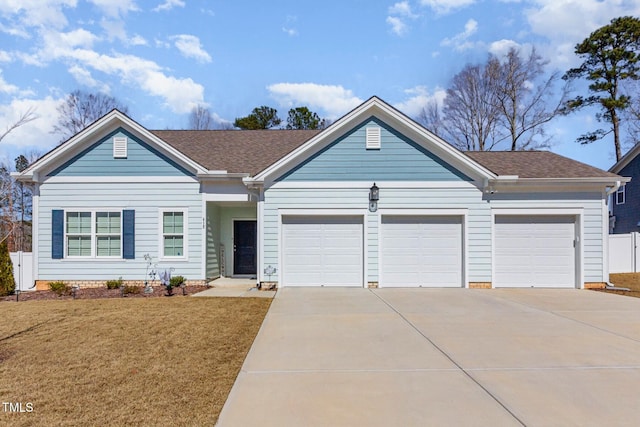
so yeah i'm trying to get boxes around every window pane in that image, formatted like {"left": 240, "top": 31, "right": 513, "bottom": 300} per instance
{"left": 67, "top": 212, "right": 91, "bottom": 234}
{"left": 97, "top": 236, "right": 121, "bottom": 257}
{"left": 96, "top": 212, "right": 121, "bottom": 234}
{"left": 164, "top": 236, "right": 183, "bottom": 257}
{"left": 68, "top": 236, "right": 91, "bottom": 256}
{"left": 163, "top": 211, "right": 183, "bottom": 233}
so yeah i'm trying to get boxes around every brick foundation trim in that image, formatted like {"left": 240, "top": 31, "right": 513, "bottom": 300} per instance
{"left": 35, "top": 279, "right": 206, "bottom": 291}
{"left": 584, "top": 282, "right": 606, "bottom": 289}
{"left": 367, "top": 282, "right": 379, "bottom": 289}
{"left": 469, "top": 282, "right": 492, "bottom": 289}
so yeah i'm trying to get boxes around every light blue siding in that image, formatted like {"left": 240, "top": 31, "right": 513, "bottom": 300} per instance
{"left": 262, "top": 185, "right": 491, "bottom": 284}
{"left": 262, "top": 185, "right": 607, "bottom": 286}
{"left": 38, "top": 180, "right": 203, "bottom": 281}
{"left": 50, "top": 129, "right": 192, "bottom": 177}
{"left": 278, "top": 118, "right": 471, "bottom": 182}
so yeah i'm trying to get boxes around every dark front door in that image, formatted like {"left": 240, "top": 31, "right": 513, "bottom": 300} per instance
{"left": 233, "top": 220, "right": 257, "bottom": 275}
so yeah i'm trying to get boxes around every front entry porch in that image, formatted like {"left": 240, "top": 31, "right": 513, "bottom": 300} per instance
{"left": 206, "top": 202, "right": 257, "bottom": 281}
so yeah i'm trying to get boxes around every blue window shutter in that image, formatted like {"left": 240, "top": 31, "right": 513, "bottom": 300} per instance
{"left": 52, "top": 210, "right": 64, "bottom": 259}
{"left": 123, "top": 210, "right": 135, "bottom": 259}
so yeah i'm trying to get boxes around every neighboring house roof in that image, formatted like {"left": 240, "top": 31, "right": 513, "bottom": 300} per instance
{"left": 465, "top": 151, "right": 622, "bottom": 179}
{"left": 610, "top": 143, "right": 640, "bottom": 174}
{"left": 151, "top": 129, "right": 320, "bottom": 175}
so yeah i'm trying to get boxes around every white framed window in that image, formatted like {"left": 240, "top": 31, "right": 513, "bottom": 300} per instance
{"left": 65, "top": 211, "right": 122, "bottom": 258}
{"left": 616, "top": 186, "right": 625, "bottom": 205}
{"left": 159, "top": 209, "right": 188, "bottom": 259}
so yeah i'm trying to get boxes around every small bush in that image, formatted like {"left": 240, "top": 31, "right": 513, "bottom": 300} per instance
{"left": 170, "top": 276, "right": 186, "bottom": 287}
{"left": 49, "top": 281, "right": 70, "bottom": 296}
{"left": 106, "top": 277, "right": 123, "bottom": 289}
{"left": 122, "top": 285, "right": 141, "bottom": 295}
{"left": 0, "top": 241, "right": 15, "bottom": 296}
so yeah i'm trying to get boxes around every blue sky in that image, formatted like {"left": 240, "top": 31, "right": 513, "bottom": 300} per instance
{"left": 0, "top": 0, "right": 639, "bottom": 170}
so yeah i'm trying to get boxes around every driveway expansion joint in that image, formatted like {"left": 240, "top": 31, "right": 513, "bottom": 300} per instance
{"left": 371, "top": 289, "right": 527, "bottom": 427}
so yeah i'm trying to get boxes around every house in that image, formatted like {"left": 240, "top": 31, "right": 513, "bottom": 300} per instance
{"left": 609, "top": 145, "right": 638, "bottom": 234}
{"left": 15, "top": 97, "right": 625, "bottom": 290}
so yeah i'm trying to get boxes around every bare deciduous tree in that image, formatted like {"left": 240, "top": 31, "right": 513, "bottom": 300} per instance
{"left": 188, "top": 105, "right": 215, "bottom": 130}
{"left": 443, "top": 61, "right": 501, "bottom": 151}
{"left": 52, "top": 90, "right": 129, "bottom": 143}
{"left": 492, "top": 47, "right": 568, "bottom": 151}
{"left": 417, "top": 99, "right": 443, "bottom": 136}
{"left": 0, "top": 109, "right": 38, "bottom": 247}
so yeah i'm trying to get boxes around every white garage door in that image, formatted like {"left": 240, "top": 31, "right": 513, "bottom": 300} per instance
{"left": 381, "top": 215, "right": 463, "bottom": 287}
{"left": 494, "top": 216, "right": 576, "bottom": 288}
{"left": 282, "top": 216, "right": 363, "bottom": 287}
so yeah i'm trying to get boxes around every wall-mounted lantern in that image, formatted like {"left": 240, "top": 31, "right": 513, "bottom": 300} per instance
{"left": 369, "top": 183, "right": 379, "bottom": 212}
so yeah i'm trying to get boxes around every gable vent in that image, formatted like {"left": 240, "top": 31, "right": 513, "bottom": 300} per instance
{"left": 113, "top": 136, "right": 128, "bottom": 158}
{"left": 366, "top": 127, "right": 381, "bottom": 150}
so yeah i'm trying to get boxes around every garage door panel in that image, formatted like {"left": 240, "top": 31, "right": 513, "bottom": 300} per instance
{"left": 381, "top": 215, "right": 463, "bottom": 288}
{"left": 494, "top": 215, "right": 576, "bottom": 288}
{"left": 282, "top": 215, "right": 363, "bottom": 287}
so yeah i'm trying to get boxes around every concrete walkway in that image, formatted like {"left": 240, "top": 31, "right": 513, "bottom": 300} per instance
{"left": 217, "top": 288, "right": 640, "bottom": 426}
{"left": 191, "top": 278, "right": 275, "bottom": 298}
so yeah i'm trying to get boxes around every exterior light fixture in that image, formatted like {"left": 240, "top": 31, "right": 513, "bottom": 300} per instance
{"left": 369, "top": 183, "right": 379, "bottom": 212}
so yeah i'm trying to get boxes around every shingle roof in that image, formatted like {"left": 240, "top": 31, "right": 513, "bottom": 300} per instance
{"left": 151, "top": 129, "right": 320, "bottom": 175}
{"left": 464, "top": 151, "right": 621, "bottom": 179}
{"left": 151, "top": 130, "right": 619, "bottom": 179}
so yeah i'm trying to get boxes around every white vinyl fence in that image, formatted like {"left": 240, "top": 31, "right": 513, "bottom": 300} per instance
{"left": 9, "top": 251, "right": 34, "bottom": 291}
{"left": 609, "top": 233, "right": 640, "bottom": 274}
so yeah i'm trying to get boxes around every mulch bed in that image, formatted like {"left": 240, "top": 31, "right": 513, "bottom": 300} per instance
{"left": 1, "top": 285, "right": 210, "bottom": 302}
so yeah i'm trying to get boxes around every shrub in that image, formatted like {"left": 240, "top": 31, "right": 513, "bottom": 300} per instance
{"left": 0, "top": 241, "right": 15, "bottom": 296}
{"left": 106, "top": 277, "right": 123, "bottom": 289}
{"left": 122, "top": 285, "right": 141, "bottom": 295}
{"left": 49, "top": 281, "right": 70, "bottom": 296}
{"left": 170, "top": 276, "right": 186, "bottom": 287}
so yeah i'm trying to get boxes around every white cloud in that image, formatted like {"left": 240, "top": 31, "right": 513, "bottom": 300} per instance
{"left": 387, "top": 1, "right": 418, "bottom": 36}
{"left": 267, "top": 83, "right": 363, "bottom": 119}
{"left": 0, "top": 96, "right": 63, "bottom": 151}
{"left": 0, "top": 0, "right": 76, "bottom": 31}
{"left": 389, "top": 1, "right": 419, "bottom": 18}
{"left": 153, "top": 0, "right": 185, "bottom": 12}
{"left": 0, "top": 71, "right": 19, "bottom": 94}
{"left": 393, "top": 86, "right": 447, "bottom": 119}
{"left": 170, "top": 34, "right": 212, "bottom": 63}
{"left": 387, "top": 16, "right": 408, "bottom": 36}
{"left": 420, "top": 0, "right": 477, "bottom": 15}
{"left": 524, "top": 0, "right": 640, "bottom": 67}
{"left": 488, "top": 39, "right": 524, "bottom": 57}
{"left": 88, "top": 0, "right": 139, "bottom": 17}
{"left": 282, "top": 27, "right": 298, "bottom": 37}
{"left": 0, "top": 50, "right": 11, "bottom": 62}
{"left": 441, "top": 19, "right": 478, "bottom": 51}
{"left": 68, "top": 65, "right": 110, "bottom": 93}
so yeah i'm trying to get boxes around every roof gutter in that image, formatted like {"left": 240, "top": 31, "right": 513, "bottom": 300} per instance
{"left": 606, "top": 180, "right": 622, "bottom": 196}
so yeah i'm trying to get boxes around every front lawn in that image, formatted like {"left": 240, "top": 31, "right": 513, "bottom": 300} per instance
{"left": 602, "top": 273, "right": 640, "bottom": 298}
{"left": 0, "top": 297, "right": 270, "bottom": 426}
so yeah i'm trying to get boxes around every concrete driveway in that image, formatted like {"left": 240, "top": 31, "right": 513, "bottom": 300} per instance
{"left": 217, "top": 288, "right": 640, "bottom": 426}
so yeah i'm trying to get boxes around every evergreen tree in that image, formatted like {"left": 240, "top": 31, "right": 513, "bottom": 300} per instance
{"left": 0, "top": 240, "right": 15, "bottom": 296}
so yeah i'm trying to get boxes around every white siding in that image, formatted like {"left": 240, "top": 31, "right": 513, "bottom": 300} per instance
{"left": 38, "top": 180, "right": 203, "bottom": 281}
